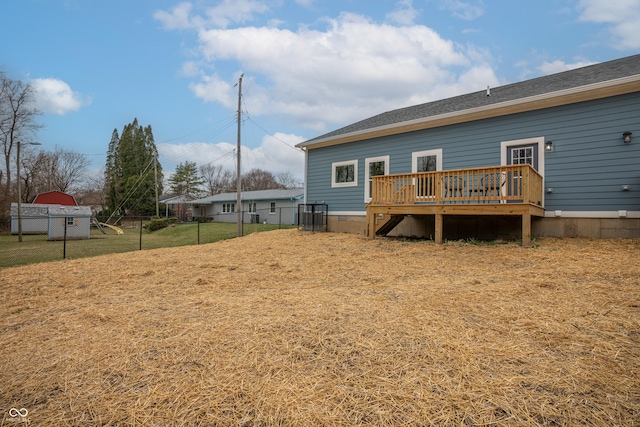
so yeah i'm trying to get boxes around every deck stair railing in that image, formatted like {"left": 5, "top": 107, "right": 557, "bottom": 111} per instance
{"left": 371, "top": 164, "right": 543, "bottom": 206}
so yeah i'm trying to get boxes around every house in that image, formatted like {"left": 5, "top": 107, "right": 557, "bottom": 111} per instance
{"left": 159, "top": 194, "right": 197, "bottom": 221}
{"left": 296, "top": 54, "right": 640, "bottom": 244}
{"left": 190, "top": 189, "right": 304, "bottom": 225}
{"left": 10, "top": 203, "right": 92, "bottom": 240}
{"left": 32, "top": 190, "right": 78, "bottom": 206}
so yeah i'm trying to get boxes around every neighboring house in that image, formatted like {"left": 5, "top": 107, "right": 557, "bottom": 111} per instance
{"left": 296, "top": 54, "right": 640, "bottom": 244}
{"left": 10, "top": 203, "right": 92, "bottom": 240}
{"left": 159, "top": 194, "right": 197, "bottom": 221}
{"left": 32, "top": 190, "right": 78, "bottom": 206}
{"left": 190, "top": 189, "right": 304, "bottom": 225}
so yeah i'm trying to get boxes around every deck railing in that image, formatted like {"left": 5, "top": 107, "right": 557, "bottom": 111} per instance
{"left": 370, "top": 165, "right": 543, "bottom": 206}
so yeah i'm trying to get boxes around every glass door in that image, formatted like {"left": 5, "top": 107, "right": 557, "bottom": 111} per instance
{"left": 507, "top": 144, "right": 538, "bottom": 199}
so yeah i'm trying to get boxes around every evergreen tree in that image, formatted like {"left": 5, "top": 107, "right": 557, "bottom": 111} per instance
{"left": 103, "top": 118, "right": 163, "bottom": 216}
{"left": 104, "top": 128, "right": 121, "bottom": 213}
{"left": 169, "top": 161, "right": 204, "bottom": 198}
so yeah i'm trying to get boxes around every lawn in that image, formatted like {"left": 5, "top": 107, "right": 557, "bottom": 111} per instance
{"left": 1, "top": 230, "right": 639, "bottom": 425}
{"left": 0, "top": 221, "right": 291, "bottom": 268}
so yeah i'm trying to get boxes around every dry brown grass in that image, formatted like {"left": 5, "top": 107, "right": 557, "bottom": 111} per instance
{"left": 1, "top": 230, "right": 639, "bottom": 426}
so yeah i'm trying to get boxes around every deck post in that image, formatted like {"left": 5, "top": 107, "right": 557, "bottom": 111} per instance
{"left": 366, "top": 209, "right": 376, "bottom": 239}
{"left": 435, "top": 213, "right": 443, "bottom": 244}
{"left": 522, "top": 214, "right": 531, "bottom": 247}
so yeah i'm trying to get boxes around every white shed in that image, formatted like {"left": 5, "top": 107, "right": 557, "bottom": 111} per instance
{"left": 47, "top": 205, "right": 92, "bottom": 240}
{"left": 11, "top": 203, "right": 92, "bottom": 240}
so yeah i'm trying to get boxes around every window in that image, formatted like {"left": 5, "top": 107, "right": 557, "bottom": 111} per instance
{"left": 65, "top": 217, "right": 76, "bottom": 226}
{"left": 331, "top": 160, "right": 358, "bottom": 188}
{"left": 511, "top": 146, "right": 534, "bottom": 166}
{"left": 412, "top": 149, "right": 442, "bottom": 173}
{"left": 248, "top": 202, "right": 256, "bottom": 213}
{"left": 222, "top": 203, "right": 235, "bottom": 213}
{"left": 412, "top": 149, "right": 442, "bottom": 199}
{"left": 364, "top": 156, "right": 389, "bottom": 202}
{"left": 269, "top": 202, "right": 276, "bottom": 214}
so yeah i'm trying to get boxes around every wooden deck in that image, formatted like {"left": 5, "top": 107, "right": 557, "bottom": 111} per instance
{"left": 366, "top": 165, "right": 545, "bottom": 246}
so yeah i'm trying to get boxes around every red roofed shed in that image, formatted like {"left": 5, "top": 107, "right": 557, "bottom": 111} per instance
{"left": 32, "top": 191, "right": 78, "bottom": 206}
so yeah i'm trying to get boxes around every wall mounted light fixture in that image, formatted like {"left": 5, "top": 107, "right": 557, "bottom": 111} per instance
{"left": 545, "top": 141, "right": 553, "bottom": 152}
{"left": 623, "top": 131, "right": 632, "bottom": 143}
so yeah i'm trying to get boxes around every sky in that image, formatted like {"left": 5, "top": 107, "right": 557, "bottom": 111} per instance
{"left": 2, "top": 0, "right": 639, "bottom": 186}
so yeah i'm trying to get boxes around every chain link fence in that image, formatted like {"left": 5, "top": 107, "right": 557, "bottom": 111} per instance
{"left": 0, "top": 207, "right": 297, "bottom": 269}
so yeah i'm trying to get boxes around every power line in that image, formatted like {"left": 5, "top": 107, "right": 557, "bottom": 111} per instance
{"left": 160, "top": 113, "right": 238, "bottom": 143}
{"left": 244, "top": 115, "right": 303, "bottom": 152}
{"left": 157, "top": 115, "right": 237, "bottom": 164}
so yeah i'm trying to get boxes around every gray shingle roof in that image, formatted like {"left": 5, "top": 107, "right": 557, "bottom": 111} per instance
{"left": 302, "top": 54, "right": 640, "bottom": 145}
{"left": 10, "top": 203, "right": 92, "bottom": 216}
{"left": 191, "top": 188, "right": 304, "bottom": 204}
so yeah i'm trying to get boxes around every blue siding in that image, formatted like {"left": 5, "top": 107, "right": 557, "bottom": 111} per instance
{"left": 306, "top": 92, "right": 640, "bottom": 212}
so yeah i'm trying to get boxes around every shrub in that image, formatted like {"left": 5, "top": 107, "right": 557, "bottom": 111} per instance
{"left": 145, "top": 217, "right": 177, "bottom": 231}
{"left": 194, "top": 216, "right": 213, "bottom": 223}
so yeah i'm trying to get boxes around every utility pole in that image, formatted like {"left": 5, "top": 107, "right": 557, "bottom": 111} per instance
{"left": 154, "top": 153, "right": 160, "bottom": 218}
{"left": 236, "top": 73, "right": 244, "bottom": 237}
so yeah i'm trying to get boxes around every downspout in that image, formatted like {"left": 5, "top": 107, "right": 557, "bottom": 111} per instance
{"left": 302, "top": 147, "right": 308, "bottom": 205}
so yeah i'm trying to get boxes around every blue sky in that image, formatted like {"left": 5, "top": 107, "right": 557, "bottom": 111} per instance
{"left": 2, "top": 0, "right": 639, "bottom": 184}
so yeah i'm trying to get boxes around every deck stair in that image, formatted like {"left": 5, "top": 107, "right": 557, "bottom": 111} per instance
{"left": 375, "top": 215, "right": 405, "bottom": 236}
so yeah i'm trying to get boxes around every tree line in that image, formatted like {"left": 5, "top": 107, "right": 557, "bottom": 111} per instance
{"left": 175, "top": 162, "right": 300, "bottom": 199}
{"left": 0, "top": 71, "right": 95, "bottom": 215}
{"left": 1, "top": 71, "right": 299, "bottom": 218}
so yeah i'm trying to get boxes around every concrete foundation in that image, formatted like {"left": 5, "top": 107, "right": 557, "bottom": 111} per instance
{"left": 327, "top": 214, "right": 640, "bottom": 240}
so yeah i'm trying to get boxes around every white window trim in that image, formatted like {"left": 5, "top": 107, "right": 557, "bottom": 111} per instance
{"left": 364, "top": 155, "right": 390, "bottom": 203}
{"left": 500, "top": 137, "right": 545, "bottom": 177}
{"left": 269, "top": 202, "right": 276, "bottom": 214}
{"left": 412, "top": 149, "right": 443, "bottom": 172}
{"left": 331, "top": 159, "right": 358, "bottom": 188}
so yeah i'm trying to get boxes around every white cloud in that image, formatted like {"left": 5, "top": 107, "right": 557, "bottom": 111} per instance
{"left": 154, "top": 0, "right": 269, "bottom": 30}
{"left": 31, "top": 77, "right": 90, "bottom": 115}
{"left": 387, "top": 0, "right": 420, "bottom": 25}
{"left": 153, "top": 2, "right": 194, "bottom": 30}
{"left": 436, "top": 0, "right": 485, "bottom": 21}
{"left": 577, "top": 0, "right": 640, "bottom": 49}
{"left": 164, "top": 10, "right": 496, "bottom": 132}
{"left": 158, "top": 133, "right": 305, "bottom": 180}
{"left": 537, "top": 59, "right": 598, "bottom": 75}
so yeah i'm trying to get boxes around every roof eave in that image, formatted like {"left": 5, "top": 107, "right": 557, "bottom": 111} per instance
{"left": 297, "top": 75, "right": 640, "bottom": 150}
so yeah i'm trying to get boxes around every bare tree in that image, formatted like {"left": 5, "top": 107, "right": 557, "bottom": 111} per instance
{"left": 241, "top": 168, "right": 284, "bottom": 191}
{"left": 21, "top": 147, "right": 90, "bottom": 199}
{"left": 199, "top": 163, "right": 234, "bottom": 195}
{"left": 45, "top": 147, "right": 90, "bottom": 192}
{"left": 276, "top": 171, "right": 301, "bottom": 189}
{"left": 0, "top": 72, "right": 42, "bottom": 212}
{"left": 75, "top": 173, "right": 107, "bottom": 213}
